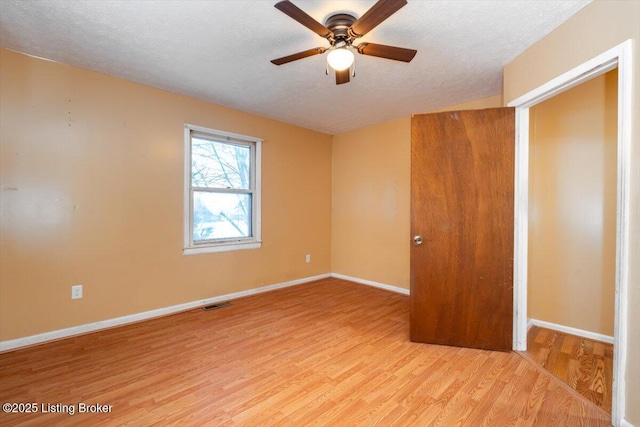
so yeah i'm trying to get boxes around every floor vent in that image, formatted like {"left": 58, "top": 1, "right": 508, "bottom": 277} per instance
{"left": 202, "top": 301, "right": 232, "bottom": 311}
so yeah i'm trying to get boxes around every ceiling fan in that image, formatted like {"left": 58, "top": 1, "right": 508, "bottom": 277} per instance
{"left": 271, "top": 0, "right": 417, "bottom": 85}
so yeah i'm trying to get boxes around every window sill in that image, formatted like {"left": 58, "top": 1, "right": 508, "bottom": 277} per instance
{"left": 183, "top": 241, "right": 262, "bottom": 256}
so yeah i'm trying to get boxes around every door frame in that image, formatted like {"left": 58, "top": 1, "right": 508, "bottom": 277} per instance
{"left": 508, "top": 39, "right": 632, "bottom": 425}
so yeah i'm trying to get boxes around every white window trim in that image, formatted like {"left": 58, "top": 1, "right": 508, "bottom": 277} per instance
{"left": 183, "top": 123, "right": 262, "bottom": 255}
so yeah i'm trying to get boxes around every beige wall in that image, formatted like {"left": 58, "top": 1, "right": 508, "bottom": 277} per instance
{"left": 331, "top": 117, "right": 411, "bottom": 288}
{"left": 504, "top": 0, "right": 640, "bottom": 423}
{"left": 528, "top": 71, "right": 617, "bottom": 336}
{"left": 331, "top": 94, "right": 503, "bottom": 289}
{"left": 0, "top": 48, "right": 332, "bottom": 342}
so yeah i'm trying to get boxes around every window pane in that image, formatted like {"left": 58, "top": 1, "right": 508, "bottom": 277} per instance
{"left": 192, "top": 137, "right": 251, "bottom": 189}
{"left": 193, "top": 191, "right": 251, "bottom": 241}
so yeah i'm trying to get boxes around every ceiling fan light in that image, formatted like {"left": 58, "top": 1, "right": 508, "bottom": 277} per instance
{"left": 327, "top": 48, "right": 354, "bottom": 71}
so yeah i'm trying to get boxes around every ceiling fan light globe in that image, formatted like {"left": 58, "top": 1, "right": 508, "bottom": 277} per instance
{"left": 327, "top": 48, "right": 354, "bottom": 71}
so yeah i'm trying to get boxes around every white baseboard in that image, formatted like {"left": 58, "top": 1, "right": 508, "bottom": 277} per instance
{"left": 331, "top": 273, "right": 410, "bottom": 295}
{"left": 528, "top": 318, "right": 615, "bottom": 344}
{"left": 0, "top": 273, "right": 331, "bottom": 352}
{"left": 620, "top": 418, "right": 634, "bottom": 427}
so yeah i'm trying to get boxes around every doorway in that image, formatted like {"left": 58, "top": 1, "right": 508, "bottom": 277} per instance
{"left": 524, "top": 69, "right": 618, "bottom": 414}
{"left": 509, "top": 40, "right": 632, "bottom": 425}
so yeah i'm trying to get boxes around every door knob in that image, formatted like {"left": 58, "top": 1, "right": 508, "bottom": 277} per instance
{"left": 413, "top": 235, "right": 423, "bottom": 245}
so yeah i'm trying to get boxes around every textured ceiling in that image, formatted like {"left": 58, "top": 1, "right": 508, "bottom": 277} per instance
{"left": 0, "top": 0, "right": 591, "bottom": 135}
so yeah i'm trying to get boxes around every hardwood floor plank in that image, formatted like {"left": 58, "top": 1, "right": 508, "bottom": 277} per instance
{"left": 0, "top": 279, "right": 611, "bottom": 426}
{"left": 525, "top": 325, "right": 613, "bottom": 414}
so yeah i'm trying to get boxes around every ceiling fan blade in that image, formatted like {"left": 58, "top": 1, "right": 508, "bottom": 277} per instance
{"left": 335, "top": 69, "right": 350, "bottom": 85}
{"left": 350, "top": 0, "right": 407, "bottom": 37}
{"left": 356, "top": 42, "right": 416, "bottom": 62}
{"left": 271, "top": 47, "right": 327, "bottom": 65}
{"left": 275, "top": 1, "right": 332, "bottom": 39}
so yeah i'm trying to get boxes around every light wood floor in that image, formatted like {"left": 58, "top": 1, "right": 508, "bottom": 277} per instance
{"left": 0, "top": 278, "right": 611, "bottom": 426}
{"left": 524, "top": 325, "right": 613, "bottom": 414}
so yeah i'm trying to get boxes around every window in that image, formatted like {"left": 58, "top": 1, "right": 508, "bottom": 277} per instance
{"left": 184, "top": 124, "right": 261, "bottom": 255}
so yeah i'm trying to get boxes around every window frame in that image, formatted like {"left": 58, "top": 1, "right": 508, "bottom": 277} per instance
{"left": 183, "top": 124, "right": 262, "bottom": 255}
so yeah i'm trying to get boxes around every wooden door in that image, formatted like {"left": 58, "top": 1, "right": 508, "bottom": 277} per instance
{"left": 410, "top": 108, "right": 515, "bottom": 352}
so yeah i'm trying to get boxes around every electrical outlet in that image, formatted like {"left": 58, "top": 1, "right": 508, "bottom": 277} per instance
{"left": 71, "top": 284, "right": 83, "bottom": 299}
{"left": 305, "top": 254, "right": 311, "bottom": 263}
